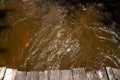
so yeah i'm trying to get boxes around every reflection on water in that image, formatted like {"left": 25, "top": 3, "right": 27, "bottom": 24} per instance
{"left": 0, "top": 0, "right": 120, "bottom": 71}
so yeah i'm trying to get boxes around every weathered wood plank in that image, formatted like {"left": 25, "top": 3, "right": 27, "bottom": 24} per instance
{"left": 39, "top": 71, "right": 48, "bottom": 80}
{"left": 50, "top": 70, "right": 59, "bottom": 80}
{"left": 72, "top": 68, "right": 87, "bottom": 80}
{"left": 112, "top": 68, "right": 120, "bottom": 80}
{"left": 3, "top": 68, "right": 17, "bottom": 80}
{"left": 26, "top": 72, "right": 31, "bottom": 80}
{"left": 96, "top": 68, "right": 108, "bottom": 80}
{"left": 0, "top": 67, "right": 6, "bottom": 80}
{"left": 30, "top": 71, "right": 39, "bottom": 80}
{"left": 87, "top": 71, "right": 101, "bottom": 80}
{"left": 106, "top": 67, "right": 116, "bottom": 80}
{"left": 60, "top": 70, "right": 73, "bottom": 80}
{"left": 0, "top": 67, "right": 119, "bottom": 80}
{"left": 15, "top": 71, "right": 27, "bottom": 80}
{"left": 26, "top": 71, "right": 39, "bottom": 80}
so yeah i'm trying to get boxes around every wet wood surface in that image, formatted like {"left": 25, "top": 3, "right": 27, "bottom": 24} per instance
{"left": 0, "top": 67, "right": 119, "bottom": 80}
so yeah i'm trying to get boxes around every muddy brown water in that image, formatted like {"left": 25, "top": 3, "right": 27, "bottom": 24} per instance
{"left": 0, "top": 0, "right": 120, "bottom": 71}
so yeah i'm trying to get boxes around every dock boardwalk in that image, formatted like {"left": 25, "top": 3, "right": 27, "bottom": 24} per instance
{"left": 0, "top": 67, "right": 120, "bottom": 80}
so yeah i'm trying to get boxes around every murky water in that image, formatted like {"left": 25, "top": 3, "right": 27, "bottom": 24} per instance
{"left": 0, "top": 0, "right": 120, "bottom": 71}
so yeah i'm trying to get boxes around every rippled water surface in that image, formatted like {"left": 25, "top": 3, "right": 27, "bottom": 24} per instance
{"left": 0, "top": 0, "right": 120, "bottom": 71}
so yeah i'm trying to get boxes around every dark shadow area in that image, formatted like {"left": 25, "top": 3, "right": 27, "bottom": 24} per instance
{"left": 0, "top": 25, "right": 10, "bottom": 32}
{"left": 48, "top": 0, "right": 120, "bottom": 24}
{"left": 0, "top": 9, "right": 9, "bottom": 20}
{"left": 0, "top": 47, "right": 7, "bottom": 53}
{"left": 0, "top": 9, "right": 14, "bottom": 32}
{"left": 0, "top": 9, "right": 14, "bottom": 20}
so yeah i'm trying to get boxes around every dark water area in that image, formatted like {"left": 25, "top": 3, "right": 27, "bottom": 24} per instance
{"left": 0, "top": 0, "right": 120, "bottom": 71}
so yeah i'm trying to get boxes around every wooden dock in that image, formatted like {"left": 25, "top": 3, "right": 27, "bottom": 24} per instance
{"left": 0, "top": 67, "right": 120, "bottom": 80}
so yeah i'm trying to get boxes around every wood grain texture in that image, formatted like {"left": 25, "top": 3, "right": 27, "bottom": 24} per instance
{"left": 30, "top": 71, "right": 39, "bottom": 80}
{"left": 87, "top": 71, "right": 100, "bottom": 80}
{"left": 50, "top": 70, "right": 59, "bottom": 80}
{"left": 0, "top": 67, "right": 119, "bottom": 80}
{"left": 60, "top": 70, "right": 73, "bottom": 80}
{"left": 26, "top": 71, "right": 39, "bottom": 80}
{"left": 26, "top": 72, "right": 31, "bottom": 80}
{"left": 112, "top": 68, "right": 120, "bottom": 80}
{"left": 3, "top": 68, "right": 17, "bottom": 80}
{"left": 0, "top": 67, "right": 6, "bottom": 80}
{"left": 106, "top": 67, "right": 116, "bottom": 80}
{"left": 96, "top": 68, "right": 108, "bottom": 80}
{"left": 15, "top": 71, "right": 27, "bottom": 80}
{"left": 39, "top": 71, "right": 48, "bottom": 80}
{"left": 72, "top": 68, "right": 87, "bottom": 80}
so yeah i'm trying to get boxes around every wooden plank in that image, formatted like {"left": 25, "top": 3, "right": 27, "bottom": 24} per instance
{"left": 50, "top": 70, "right": 59, "bottom": 80}
{"left": 26, "top": 71, "right": 39, "bottom": 80}
{"left": 3, "top": 68, "right": 17, "bottom": 80}
{"left": 106, "top": 67, "right": 116, "bottom": 80}
{"left": 60, "top": 70, "right": 73, "bottom": 80}
{"left": 39, "top": 71, "right": 48, "bottom": 80}
{"left": 30, "top": 71, "right": 39, "bottom": 80}
{"left": 72, "top": 68, "right": 87, "bottom": 80}
{"left": 15, "top": 71, "right": 27, "bottom": 80}
{"left": 0, "top": 67, "right": 6, "bottom": 80}
{"left": 26, "top": 72, "right": 31, "bottom": 80}
{"left": 112, "top": 68, "right": 120, "bottom": 80}
{"left": 87, "top": 71, "right": 101, "bottom": 80}
{"left": 96, "top": 68, "right": 108, "bottom": 80}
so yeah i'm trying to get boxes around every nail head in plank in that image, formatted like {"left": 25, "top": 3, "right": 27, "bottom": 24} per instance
{"left": 87, "top": 71, "right": 101, "bottom": 80}
{"left": 72, "top": 68, "right": 87, "bottom": 80}
{"left": 3, "top": 68, "right": 17, "bottom": 80}
{"left": 0, "top": 67, "right": 6, "bottom": 80}
{"left": 15, "top": 71, "right": 27, "bottom": 80}
{"left": 50, "top": 70, "right": 59, "bottom": 80}
{"left": 96, "top": 68, "right": 108, "bottom": 80}
{"left": 106, "top": 67, "right": 116, "bottom": 80}
{"left": 112, "top": 68, "right": 120, "bottom": 80}
{"left": 39, "top": 71, "right": 48, "bottom": 80}
{"left": 60, "top": 70, "right": 73, "bottom": 80}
